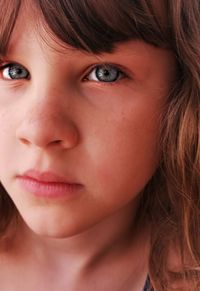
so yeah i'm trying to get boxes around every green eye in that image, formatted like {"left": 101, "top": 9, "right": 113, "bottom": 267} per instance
{"left": 87, "top": 65, "right": 123, "bottom": 83}
{"left": 2, "top": 63, "right": 30, "bottom": 80}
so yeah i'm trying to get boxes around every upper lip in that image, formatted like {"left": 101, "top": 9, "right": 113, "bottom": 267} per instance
{"left": 18, "top": 169, "right": 79, "bottom": 184}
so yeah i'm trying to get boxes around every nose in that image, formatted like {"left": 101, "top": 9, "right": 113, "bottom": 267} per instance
{"left": 16, "top": 99, "right": 79, "bottom": 150}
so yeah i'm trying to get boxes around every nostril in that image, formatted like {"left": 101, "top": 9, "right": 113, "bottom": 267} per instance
{"left": 16, "top": 119, "right": 79, "bottom": 149}
{"left": 19, "top": 138, "right": 62, "bottom": 146}
{"left": 19, "top": 138, "right": 30, "bottom": 145}
{"left": 51, "top": 140, "right": 63, "bottom": 146}
{"left": 19, "top": 137, "right": 68, "bottom": 148}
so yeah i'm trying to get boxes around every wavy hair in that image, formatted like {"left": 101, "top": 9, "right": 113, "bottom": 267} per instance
{"left": 0, "top": 0, "right": 199, "bottom": 289}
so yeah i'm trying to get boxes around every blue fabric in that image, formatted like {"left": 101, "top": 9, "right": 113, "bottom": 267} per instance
{"left": 143, "top": 275, "right": 154, "bottom": 291}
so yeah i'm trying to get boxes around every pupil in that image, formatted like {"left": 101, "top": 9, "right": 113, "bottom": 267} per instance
{"left": 103, "top": 69, "right": 109, "bottom": 76}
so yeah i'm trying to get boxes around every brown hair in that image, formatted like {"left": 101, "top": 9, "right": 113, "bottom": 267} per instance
{"left": 0, "top": 0, "right": 199, "bottom": 289}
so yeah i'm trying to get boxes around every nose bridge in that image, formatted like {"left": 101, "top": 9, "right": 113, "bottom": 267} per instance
{"left": 16, "top": 83, "right": 79, "bottom": 149}
{"left": 24, "top": 81, "right": 68, "bottom": 126}
{"left": 26, "top": 99, "right": 62, "bottom": 130}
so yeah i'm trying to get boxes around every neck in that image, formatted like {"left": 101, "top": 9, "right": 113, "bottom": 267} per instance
{"left": 2, "top": 199, "right": 150, "bottom": 290}
{"left": 9, "top": 198, "right": 150, "bottom": 275}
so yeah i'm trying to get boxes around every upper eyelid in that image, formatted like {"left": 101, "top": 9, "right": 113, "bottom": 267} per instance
{"left": 0, "top": 61, "right": 27, "bottom": 69}
{"left": 84, "top": 62, "right": 129, "bottom": 76}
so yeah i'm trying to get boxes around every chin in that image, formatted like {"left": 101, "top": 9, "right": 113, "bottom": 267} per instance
{"left": 21, "top": 211, "right": 93, "bottom": 239}
{"left": 25, "top": 220, "right": 85, "bottom": 239}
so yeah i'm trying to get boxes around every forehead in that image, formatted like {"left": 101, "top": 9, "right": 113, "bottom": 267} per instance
{"left": 4, "top": 0, "right": 170, "bottom": 60}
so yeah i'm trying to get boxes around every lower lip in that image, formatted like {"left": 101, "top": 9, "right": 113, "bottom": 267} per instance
{"left": 17, "top": 177, "right": 83, "bottom": 198}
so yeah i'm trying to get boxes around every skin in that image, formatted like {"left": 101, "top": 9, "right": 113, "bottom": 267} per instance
{"left": 0, "top": 7, "right": 176, "bottom": 291}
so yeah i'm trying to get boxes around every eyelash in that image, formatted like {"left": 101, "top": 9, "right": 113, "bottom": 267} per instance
{"left": 0, "top": 62, "right": 128, "bottom": 84}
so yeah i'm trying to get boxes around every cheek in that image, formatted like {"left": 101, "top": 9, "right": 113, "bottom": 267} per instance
{"left": 85, "top": 106, "right": 160, "bottom": 204}
{"left": 0, "top": 109, "right": 18, "bottom": 176}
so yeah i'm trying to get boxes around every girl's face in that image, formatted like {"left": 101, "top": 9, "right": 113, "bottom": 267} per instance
{"left": 0, "top": 11, "right": 176, "bottom": 238}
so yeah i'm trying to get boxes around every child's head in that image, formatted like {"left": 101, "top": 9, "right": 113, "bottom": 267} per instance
{"left": 0, "top": 0, "right": 199, "bottom": 289}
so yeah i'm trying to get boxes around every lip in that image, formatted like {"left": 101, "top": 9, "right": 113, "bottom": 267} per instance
{"left": 19, "top": 169, "right": 78, "bottom": 183}
{"left": 16, "top": 169, "right": 83, "bottom": 198}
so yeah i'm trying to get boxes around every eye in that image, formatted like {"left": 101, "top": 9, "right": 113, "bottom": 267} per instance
{"left": 86, "top": 64, "right": 124, "bottom": 83}
{"left": 0, "top": 63, "right": 30, "bottom": 80}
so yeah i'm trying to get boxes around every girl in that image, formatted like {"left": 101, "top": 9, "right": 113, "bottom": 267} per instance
{"left": 0, "top": 0, "right": 199, "bottom": 290}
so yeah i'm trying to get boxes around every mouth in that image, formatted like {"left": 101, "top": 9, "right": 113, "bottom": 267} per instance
{"left": 16, "top": 169, "right": 83, "bottom": 198}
